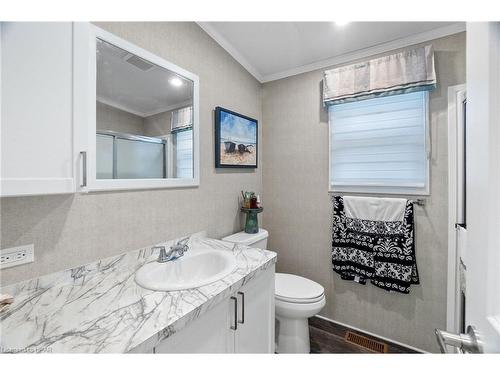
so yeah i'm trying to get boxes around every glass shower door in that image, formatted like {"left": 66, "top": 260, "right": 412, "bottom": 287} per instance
{"left": 116, "top": 138, "right": 165, "bottom": 179}
{"left": 96, "top": 132, "right": 167, "bottom": 180}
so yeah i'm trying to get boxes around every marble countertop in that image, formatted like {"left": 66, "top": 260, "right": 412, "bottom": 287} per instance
{"left": 0, "top": 236, "right": 277, "bottom": 353}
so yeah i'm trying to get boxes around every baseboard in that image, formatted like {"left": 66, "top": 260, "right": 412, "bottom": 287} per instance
{"left": 315, "top": 315, "right": 428, "bottom": 354}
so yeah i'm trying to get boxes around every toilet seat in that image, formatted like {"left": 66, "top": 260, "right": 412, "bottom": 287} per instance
{"left": 275, "top": 273, "right": 325, "bottom": 304}
{"left": 275, "top": 293, "right": 325, "bottom": 304}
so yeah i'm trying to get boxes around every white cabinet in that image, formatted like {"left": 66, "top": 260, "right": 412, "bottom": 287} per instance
{"left": 1, "top": 22, "right": 75, "bottom": 197}
{"left": 154, "top": 266, "right": 275, "bottom": 354}
{"left": 153, "top": 296, "right": 234, "bottom": 353}
{"left": 234, "top": 266, "right": 275, "bottom": 353}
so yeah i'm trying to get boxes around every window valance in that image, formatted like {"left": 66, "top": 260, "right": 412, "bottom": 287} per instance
{"left": 323, "top": 45, "right": 436, "bottom": 105}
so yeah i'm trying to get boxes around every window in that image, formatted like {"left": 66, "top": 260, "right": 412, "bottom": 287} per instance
{"left": 175, "top": 129, "right": 193, "bottom": 178}
{"left": 329, "top": 91, "right": 429, "bottom": 195}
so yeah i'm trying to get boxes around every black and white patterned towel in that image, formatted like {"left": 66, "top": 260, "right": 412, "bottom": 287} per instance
{"left": 331, "top": 195, "right": 419, "bottom": 294}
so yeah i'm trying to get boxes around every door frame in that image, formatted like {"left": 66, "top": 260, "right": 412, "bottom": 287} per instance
{"left": 447, "top": 83, "right": 466, "bottom": 333}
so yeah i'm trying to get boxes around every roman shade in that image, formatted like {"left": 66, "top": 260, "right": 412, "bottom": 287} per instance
{"left": 171, "top": 106, "right": 193, "bottom": 132}
{"left": 323, "top": 45, "right": 436, "bottom": 105}
{"left": 329, "top": 91, "right": 429, "bottom": 194}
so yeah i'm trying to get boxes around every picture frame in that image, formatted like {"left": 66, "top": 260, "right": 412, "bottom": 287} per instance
{"left": 215, "top": 106, "right": 258, "bottom": 168}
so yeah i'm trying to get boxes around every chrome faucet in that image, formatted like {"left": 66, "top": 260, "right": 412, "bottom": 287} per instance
{"left": 153, "top": 238, "right": 189, "bottom": 263}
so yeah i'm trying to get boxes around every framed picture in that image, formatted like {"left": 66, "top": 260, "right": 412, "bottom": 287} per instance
{"left": 215, "top": 106, "right": 258, "bottom": 168}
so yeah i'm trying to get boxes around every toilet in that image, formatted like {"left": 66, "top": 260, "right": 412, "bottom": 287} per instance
{"left": 274, "top": 273, "right": 325, "bottom": 353}
{"left": 221, "top": 228, "right": 269, "bottom": 249}
{"left": 222, "top": 228, "right": 326, "bottom": 354}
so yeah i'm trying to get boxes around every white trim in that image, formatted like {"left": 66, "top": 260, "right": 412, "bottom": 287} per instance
{"left": 0, "top": 178, "right": 75, "bottom": 197}
{"left": 446, "top": 84, "right": 467, "bottom": 333}
{"left": 198, "top": 22, "right": 465, "bottom": 83}
{"left": 96, "top": 96, "right": 148, "bottom": 118}
{"left": 196, "top": 22, "right": 264, "bottom": 82}
{"left": 142, "top": 100, "right": 193, "bottom": 118}
{"left": 73, "top": 23, "right": 200, "bottom": 192}
{"left": 315, "top": 315, "right": 428, "bottom": 353}
{"left": 96, "top": 96, "right": 193, "bottom": 118}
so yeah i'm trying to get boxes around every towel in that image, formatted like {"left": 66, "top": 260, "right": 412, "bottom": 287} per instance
{"left": 343, "top": 196, "right": 407, "bottom": 222}
{"left": 332, "top": 196, "right": 419, "bottom": 294}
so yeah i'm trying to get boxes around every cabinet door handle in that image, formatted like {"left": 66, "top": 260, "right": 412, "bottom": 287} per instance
{"left": 237, "top": 291, "right": 245, "bottom": 324}
{"left": 80, "top": 151, "right": 87, "bottom": 187}
{"left": 230, "top": 296, "right": 238, "bottom": 330}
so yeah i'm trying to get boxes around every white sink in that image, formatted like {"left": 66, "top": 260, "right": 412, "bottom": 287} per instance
{"left": 135, "top": 248, "right": 237, "bottom": 291}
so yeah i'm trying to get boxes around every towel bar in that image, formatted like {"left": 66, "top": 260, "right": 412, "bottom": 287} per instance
{"left": 328, "top": 193, "right": 426, "bottom": 206}
{"left": 410, "top": 199, "right": 426, "bottom": 206}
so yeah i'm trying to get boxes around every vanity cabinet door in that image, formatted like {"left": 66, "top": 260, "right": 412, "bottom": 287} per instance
{"left": 1, "top": 22, "right": 75, "bottom": 196}
{"left": 234, "top": 265, "right": 275, "bottom": 353}
{"left": 153, "top": 296, "right": 235, "bottom": 353}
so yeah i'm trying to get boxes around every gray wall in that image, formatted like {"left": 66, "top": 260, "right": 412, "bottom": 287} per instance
{"left": 1, "top": 22, "right": 262, "bottom": 285}
{"left": 143, "top": 110, "right": 173, "bottom": 137}
{"left": 261, "top": 32, "right": 466, "bottom": 352}
{"left": 96, "top": 101, "right": 145, "bottom": 135}
{"left": 96, "top": 100, "right": 176, "bottom": 137}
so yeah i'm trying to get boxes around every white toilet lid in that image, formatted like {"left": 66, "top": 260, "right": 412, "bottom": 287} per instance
{"left": 275, "top": 273, "right": 325, "bottom": 303}
{"left": 221, "top": 229, "right": 268, "bottom": 246}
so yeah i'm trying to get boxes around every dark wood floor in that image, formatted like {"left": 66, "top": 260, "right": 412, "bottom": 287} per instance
{"left": 309, "top": 316, "right": 418, "bottom": 354}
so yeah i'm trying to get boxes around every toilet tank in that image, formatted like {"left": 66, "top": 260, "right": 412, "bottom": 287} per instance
{"left": 222, "top": 228, "right": 268, "bottom": 249}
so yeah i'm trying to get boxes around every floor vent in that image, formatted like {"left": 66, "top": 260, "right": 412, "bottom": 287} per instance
{"left": 344, "top": 331, "right": 388, "bottom": 353}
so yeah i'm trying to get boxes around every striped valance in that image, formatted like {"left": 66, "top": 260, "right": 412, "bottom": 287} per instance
{"left": 323, "top": 45, "right": 436, "bottom": 105}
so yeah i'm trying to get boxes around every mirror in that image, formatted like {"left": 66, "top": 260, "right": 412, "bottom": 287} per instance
{"left": 95, "top": 38, "right": 194, "bottom": 180}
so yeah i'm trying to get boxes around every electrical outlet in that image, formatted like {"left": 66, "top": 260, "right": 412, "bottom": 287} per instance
{"left": 0, "top": 244, "right": 34, "bottom": 269}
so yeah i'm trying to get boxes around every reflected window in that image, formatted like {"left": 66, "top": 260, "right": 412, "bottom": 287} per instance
{"left": 175, "top": 129, "right": 193, "bottom": 179}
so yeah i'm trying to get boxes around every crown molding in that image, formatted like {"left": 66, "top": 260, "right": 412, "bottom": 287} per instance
{"left": 197, "top": 22, "right": 466, "bottom": 84}
{"left": 96, "top": 96, "right": 192, "bottom": 118}
{"left": 96, "top": 96, "right": 148, "bottom": 117}
{"left": 261, "top": 22, "right": 466, "bottom": 82}
{"left": 197, "top": 21, "right": 264, "bottom": 82}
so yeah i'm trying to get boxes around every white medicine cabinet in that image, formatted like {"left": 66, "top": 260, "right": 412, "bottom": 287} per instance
{"left": 1, "top": 22, "right": 75, "bottom": 197}
{"left": 74, "top": 23, "right": 200, "bottom": 192}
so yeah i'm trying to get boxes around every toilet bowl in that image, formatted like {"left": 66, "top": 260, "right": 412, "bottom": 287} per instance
{"left": 275, "top": 273, "right": 325, "bottom": 353}
{"left": 221, "top": 229, "right": 326, "bottom": 354}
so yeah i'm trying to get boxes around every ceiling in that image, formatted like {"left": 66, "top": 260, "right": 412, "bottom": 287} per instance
{"left": 97, "top": 39, "right": 193, "bottom": 117}
{"left": 198, "top": 22, "right": 465, "bottom": 83}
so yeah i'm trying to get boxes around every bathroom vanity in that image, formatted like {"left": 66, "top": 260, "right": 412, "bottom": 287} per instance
{"left": 0, "top": 236, "right": 276, "bottom": 353}
{"left": 146, "top": 265, "right": 274, "bottom": 353}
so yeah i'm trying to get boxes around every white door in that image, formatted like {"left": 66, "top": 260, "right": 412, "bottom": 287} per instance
{"left": 437, "top": 22, "right": 500, "bottom": 353}
{"left": 465, "top": 21, "right": 500, "bottom": 353}
{"left": 234, "top": 266, "right": 275, "bottom": 353}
